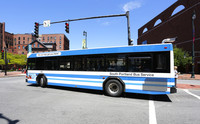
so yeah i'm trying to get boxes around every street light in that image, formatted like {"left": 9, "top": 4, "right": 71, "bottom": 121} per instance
{"left": 162, "top": 37, "right": 176, "bottom": 44}
{"left": 191, "top": 10, "right": 196, "bottom": 78}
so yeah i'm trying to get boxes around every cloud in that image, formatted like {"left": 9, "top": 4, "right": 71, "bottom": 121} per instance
{"left": 123, "top": 1, "right": 142, "bottom": 12}
{"left": 102, "top": 21, "right": 110, "bottom": 26}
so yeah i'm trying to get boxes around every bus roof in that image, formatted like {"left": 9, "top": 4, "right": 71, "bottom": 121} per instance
{"left": 28, "top": 43, "right": 173, "bottom": 58}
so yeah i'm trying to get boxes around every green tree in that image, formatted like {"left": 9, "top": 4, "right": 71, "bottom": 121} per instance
{"left": 174, "top": 47, "right": 192, "bottom": 72}
{"left": 0, "top": 52, "right": 27, "bottom": 69}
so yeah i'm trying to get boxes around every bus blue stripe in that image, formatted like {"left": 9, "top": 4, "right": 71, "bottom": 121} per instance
{"left": 125, "top": 89, "right": 170, "bottom": 95}
{"left": 28, "top": 81, "right": 37, "bottom": 84}
{"left": 28, "top": 44, "right": 173, "bottom": 58}
{"left": 125, "top": 83, "right": 174, "bottom": 87}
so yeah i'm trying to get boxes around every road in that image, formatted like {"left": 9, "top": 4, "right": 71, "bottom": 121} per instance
{"left": 0, "top": 76, "right": 200, "bottom": 124}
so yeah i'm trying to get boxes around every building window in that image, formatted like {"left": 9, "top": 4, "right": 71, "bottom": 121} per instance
{"left": 18, "top": 37, "right": 20, "bottom": 40}
{"left": 48, "top": 37, "right": 49, "bottom": 41}
{"left": 60, "top": 36, "right": 62, "bottom": 40}
{"left": 23, "top": 41, "right": 25, "bottom": 44}
{"left": 28, "top": 37, "right": 29, "bottom": 41}
{"left": 34, "top": 44, "right": 35, "bottom": 48}
{"left": 60, "top": 41, "right": 61, "bottom": 44}
{"left": 23, "top": 37, "right": 25, "bottom": 40}
{"left": 60, "top": 45, "right": 61, "bottom": 49}
{"left": 18, "top": 41, "right": 20, "bottom": 44}
{"left": 18, "top": 46, "right": 20, "bottom": 49}
{"left": 54, "top": 37, "right": 56, "bottom": 40}
{"left": 14, "top": 38, "right": 16, "bottom": 41}
{"left": 23, "top": 46, "right": 25, "bottom": 49}
{"left": 43, "top": 37, "right": 45, "bottom": 40}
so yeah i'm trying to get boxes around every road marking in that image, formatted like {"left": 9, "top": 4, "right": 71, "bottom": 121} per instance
{"left": 149, "top": 97, "right": 157, "bottom": 124}
{"left": 183, "top": 89, "right": 200, "bottom": 100}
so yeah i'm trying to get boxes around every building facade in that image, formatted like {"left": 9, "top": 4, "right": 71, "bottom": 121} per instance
{"left": 0, "top": 22, "right": 14, "bottom": 53}
{"left": 137, "top": 0, "right": 200, "bottom": 73}
{"left": 39, "top": 34, "right": 69, "bottom": 51}
{"left": 13, "top": 34, "right": 69, "bottom": 54}
{"left": 1, "top": 22, "right": 69, "bottom": 54}
{"left": 0, "top": 22, "right": 5, "bottom": 51}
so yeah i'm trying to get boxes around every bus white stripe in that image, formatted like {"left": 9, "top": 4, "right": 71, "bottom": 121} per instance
{"left": 28, "top": 70, "right": 173, "bottom": 78}
{"left": 47, "top": 76, "right": 104, "bottom": 82}
{"left": 48, "top": 79, "right": 102, "bottom": 87}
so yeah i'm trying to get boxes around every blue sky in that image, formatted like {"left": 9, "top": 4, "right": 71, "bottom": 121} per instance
{"left": 0, "top": 0, "right": 178, "bottom": 49}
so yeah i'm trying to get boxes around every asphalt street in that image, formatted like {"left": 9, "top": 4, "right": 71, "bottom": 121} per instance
{"left": 0, "top": 76, "right": 200, "bottom": 124}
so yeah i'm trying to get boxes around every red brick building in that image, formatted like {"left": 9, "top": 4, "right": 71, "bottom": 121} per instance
{"left": 137, "top": 0, "right": 200, "bottom": 73}
{"left": 1, "top": 22, "right": 69, "bottom": 55}
{"left": 0, "top": 22, "right": 14, "bottom": 53}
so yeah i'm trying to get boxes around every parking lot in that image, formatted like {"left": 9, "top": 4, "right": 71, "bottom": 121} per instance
{"left": 0, "top": 76, "right": 200, "bottom": 124}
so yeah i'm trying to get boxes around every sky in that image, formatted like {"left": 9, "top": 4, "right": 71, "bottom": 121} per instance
{"left": 0, "top": 0, "right": 178, "bottom": 50}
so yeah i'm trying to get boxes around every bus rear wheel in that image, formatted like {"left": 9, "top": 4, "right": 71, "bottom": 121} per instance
{"left": 105, "top": 80, "right": 123, "bottom": 97}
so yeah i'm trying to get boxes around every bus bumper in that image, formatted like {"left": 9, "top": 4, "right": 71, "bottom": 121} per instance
{"left": 170, "top": 87, "right": 177, "bottom": 93}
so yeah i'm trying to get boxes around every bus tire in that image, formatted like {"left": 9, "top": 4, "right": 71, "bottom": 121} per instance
{"left": 40, "top": 76, "right": 47, "bottom": 88}
{"left": 104, "top": 80, "right": 123, "bottom": 97}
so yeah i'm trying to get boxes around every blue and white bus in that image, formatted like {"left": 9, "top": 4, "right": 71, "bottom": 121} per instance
{"left": 26, "top": 44, "right": 177, "bottom": 97}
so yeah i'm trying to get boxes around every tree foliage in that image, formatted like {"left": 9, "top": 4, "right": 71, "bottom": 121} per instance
{"left": 174, "top": 47, "right": 192, "bottom": 71}
{"left": 0, "top": 52, "right": 27, "bottom": 66}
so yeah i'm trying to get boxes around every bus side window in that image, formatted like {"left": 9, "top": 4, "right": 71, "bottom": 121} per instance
{"left": 128, "top": 56, "right": 152, "bottom": 72}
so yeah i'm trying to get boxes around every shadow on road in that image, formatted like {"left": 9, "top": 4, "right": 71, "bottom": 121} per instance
{"left": 124, "top": 93, "right": 172, "bottom": 102}
{"left": 0, "top": 113, "right": 19, "bottom": 124}
{"left": 27, "top": 84, "right": 172, "bottom": 102}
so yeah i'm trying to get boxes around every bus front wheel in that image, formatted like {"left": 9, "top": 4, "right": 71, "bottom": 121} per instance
{"left": 39, "top": 76, "right": 47, "bottom": 88}
{"left": 105, "top": 80, "right": 123, "bottom": 97}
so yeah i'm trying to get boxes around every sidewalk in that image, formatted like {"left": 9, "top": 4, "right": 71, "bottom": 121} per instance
{"left": 178, "top": 74, "right": 200, "bottom": 80}
{"left": 0, "top": 71, "right": 25, "bottom": 78}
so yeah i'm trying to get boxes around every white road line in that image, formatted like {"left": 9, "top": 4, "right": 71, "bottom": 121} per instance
{"left": 183, "top": 89, "right": 200, "bottom": 100}
{"left": 149, "top": 98, "right": 157, "bottom": 124}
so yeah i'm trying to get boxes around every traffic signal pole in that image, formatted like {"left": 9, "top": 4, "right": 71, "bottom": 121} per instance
{"left": 38, "top": 11, "right": 132, "bottom": 45}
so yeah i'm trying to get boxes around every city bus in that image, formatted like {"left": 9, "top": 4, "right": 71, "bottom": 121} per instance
{"left": 26, "top": 43, "right": 177, "bottom": 97}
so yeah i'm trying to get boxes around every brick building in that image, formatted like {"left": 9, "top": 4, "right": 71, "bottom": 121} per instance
{"left": 1, "top": 22, "right": 69, "bottom": 54}
{"left": 39, "top": 34, "right": 69, "bottom": 51}
{"left": 14, "top": 34, "right": 69, "bottom": 54}
{"left": 137, "top": 0, "right": 200, "bottom": 73}
{"left": 0, "top": 22, "right": 5, "bottom": 51}
{"left": 0, "top": 22, "right": 14, "bottom": 53}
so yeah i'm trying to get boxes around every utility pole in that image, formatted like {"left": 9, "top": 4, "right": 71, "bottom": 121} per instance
{"left": 191, "top": 10, "right": 196, "bottom": 78}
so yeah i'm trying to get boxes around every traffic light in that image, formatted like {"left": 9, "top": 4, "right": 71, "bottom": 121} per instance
{"left": 34, "top": 22, "right": 39, "bottom": 38}
{"left": 1, "top": 50, "right": 4, "bottom": 59}
{"left": 65, "top": 23, "right": 69, "bottom": 33}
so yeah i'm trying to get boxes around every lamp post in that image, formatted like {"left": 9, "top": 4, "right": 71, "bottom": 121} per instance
{"left": 191, "top": 10, "right": 196, "bottom": 78}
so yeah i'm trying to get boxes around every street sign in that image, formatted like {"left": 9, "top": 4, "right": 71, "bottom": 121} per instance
{"left": 43, "top": 20, "right": 50, "bottom": 27}
{"left": 28, "top": 44, "right": 32, "bottom": 54}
